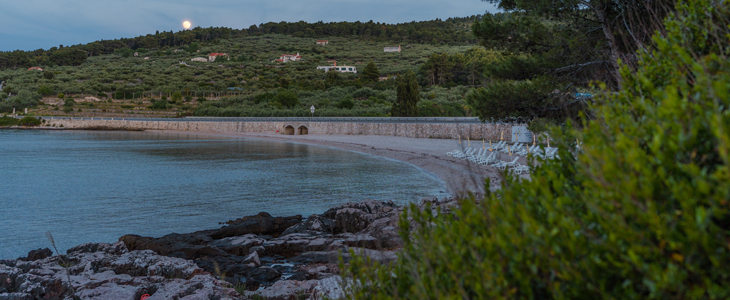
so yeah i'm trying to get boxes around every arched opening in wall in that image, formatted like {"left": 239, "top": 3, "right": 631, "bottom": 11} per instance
{"left": 298, "top": 126, "right": 308, "bottom": 135}
{"left": 284, "top": 125, "right": 295, "bottom": 135}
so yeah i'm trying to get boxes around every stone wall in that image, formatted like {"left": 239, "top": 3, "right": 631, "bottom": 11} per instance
{"left": 45, "top": 118, "right": 516, "bottom": 140}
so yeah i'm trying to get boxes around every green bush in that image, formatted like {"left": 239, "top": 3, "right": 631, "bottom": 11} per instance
{"left": 0, "top": 116, "right": 18, "bottom": 126}
{"left": 345, "top": 1, "right": 730, "bottom": 299}
{"left": 17, "top": 116, "right": 41, "bottom": 126}
{"left": 149, "top": 99, "right": 169, "bottom": 110}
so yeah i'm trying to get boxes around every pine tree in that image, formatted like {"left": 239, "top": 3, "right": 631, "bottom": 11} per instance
{"left": 392, "top": 70, "right": 419, "bottom": 117}
{"left": 361, "top": 62, "right": 380, "bottom": 82}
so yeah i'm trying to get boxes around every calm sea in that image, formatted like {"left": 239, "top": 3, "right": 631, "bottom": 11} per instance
{"left": 0, "top": 130, "right": 448, "bottom": 259}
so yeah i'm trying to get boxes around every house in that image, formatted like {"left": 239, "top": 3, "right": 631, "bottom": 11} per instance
{"left": 384, "top": 45, "right": 401, "bottom": 53}
{"left": 276, "top": 53, "right": 302, "bottom": 63}
{"left": 316, "top": 40, "right": 328, "bottom": 46}
{"left": 208, "top": 53, "right": 229, "bottom": 62}
{"left": 134, "top": 52, "right": 139, "bottom": 57}
{"left": 379, "top": 76, "right": 389, "bottom": 81}
{"left": 28, "top": 67, "right": 43, "bottom": 71}
{"left": 316, "top": 62, "right": 357, "bottom": 73}
{"left": 191, "top": 57, "right": 208, "bottom": 62}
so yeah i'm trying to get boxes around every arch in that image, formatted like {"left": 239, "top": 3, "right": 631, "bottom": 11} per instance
{"left": 298, "top": 126, "right": 308, "bottom": 135}
{"left": 284, "top": 125, "right": 295, "bottom": 135}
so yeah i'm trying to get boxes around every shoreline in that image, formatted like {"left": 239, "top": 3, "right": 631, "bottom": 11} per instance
{"left": 149, "top": 130, "right": 526, "bottom": 197}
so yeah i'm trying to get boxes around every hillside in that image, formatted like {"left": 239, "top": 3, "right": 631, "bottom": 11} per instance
{"left": 0, "top": 17, "right": 488, "bottom": 118}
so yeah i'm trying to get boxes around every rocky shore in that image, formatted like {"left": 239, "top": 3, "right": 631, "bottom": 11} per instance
{"left": 1, "top": 198, "right": 457, "bottom": 300}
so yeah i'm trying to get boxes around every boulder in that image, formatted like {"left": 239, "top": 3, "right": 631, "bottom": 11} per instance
{"left": 212, "top": 212, "right": 302, "bottom": 239}
{"left": 19, "top": 248, "right": 52, "bottom": 262}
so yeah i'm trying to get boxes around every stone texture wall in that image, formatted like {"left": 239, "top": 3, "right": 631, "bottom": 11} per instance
{"left": 45, "top": 119, "right": 516, "bottom": 140}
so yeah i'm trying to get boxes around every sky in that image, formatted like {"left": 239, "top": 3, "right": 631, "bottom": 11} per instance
{"left": 0, "top": 0, "right": 500, "bottom": 52}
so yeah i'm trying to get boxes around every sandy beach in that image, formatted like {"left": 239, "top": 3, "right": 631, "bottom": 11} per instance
{"left": 152, "top": 130, "right": 530, "bottom": 197}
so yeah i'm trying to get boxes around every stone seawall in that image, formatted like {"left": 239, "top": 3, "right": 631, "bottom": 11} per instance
{"left": 45, "top": 118, "right": 516, "bottom": 140}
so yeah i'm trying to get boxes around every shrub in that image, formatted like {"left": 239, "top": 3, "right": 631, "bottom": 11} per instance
{"left": 336, "top": 97, "right": 355, "bottom": 109}
{"left": 275, "top": 90, "right": 299, "bottom": 108}
{"left": 345, "top": 1, "right": 730, "bottom": 299}
{"left": 17, "top": 116, "right": 41, "bottom": 126}
{"left": 149, "top": 99, "right": 169, "bottom": 110}
{"left": 0, "top": 116, "right": 18, "bottom": 126}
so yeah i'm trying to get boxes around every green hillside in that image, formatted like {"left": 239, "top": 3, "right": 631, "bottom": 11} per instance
{"left": 0, "top": 17, "right": 488, "bottom": 118}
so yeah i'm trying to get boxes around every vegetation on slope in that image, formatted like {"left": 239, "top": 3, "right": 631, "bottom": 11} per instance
{"left": 345, "top": 0, "right": 730, "bottom": 298}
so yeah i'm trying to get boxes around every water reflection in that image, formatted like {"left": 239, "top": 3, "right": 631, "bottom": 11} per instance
{"left": 0, "top": 130, "right": 447, "bottom": 259}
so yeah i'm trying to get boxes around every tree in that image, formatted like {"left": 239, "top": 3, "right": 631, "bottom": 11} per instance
{"left": 171, "top": 91, "right": 183, "bottom": 103}
{"left": 38, "top": 85, "right": 53, "bottom": 95}
{"left": 325, "top": 70, "right": 341, "bottom": 86}
{"left": 392, "top": 70, "right": 419, "bottom": 117}
{"left": 465, "top": 0, "right": 674, "bottom": 122}
{"left": 43, "top": 71, "right": 55, "bottom": 80}
{"left": 361, "top": 62, "right": 380, "bottom": 82}
{"left": 346, "top": 1, "right": 730, "bottom": 298}
{"left": 275, "top": 90, "right": 299, "bottom": 108}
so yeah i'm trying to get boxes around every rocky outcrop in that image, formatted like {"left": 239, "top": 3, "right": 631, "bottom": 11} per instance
{"left": 0, "top": 242, "right": 239, "bottom": 299}
{"left": 1, "top": 198, "right": 459, "bottom": 300}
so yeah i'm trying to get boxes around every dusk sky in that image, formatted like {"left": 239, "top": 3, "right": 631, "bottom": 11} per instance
{"left": 0, "top": 0, "right": 499, "bottom": 52}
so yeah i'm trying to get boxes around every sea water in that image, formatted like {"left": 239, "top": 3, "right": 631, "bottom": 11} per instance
{"left": 0, "top": 130, "right": 448, "bottom": 259}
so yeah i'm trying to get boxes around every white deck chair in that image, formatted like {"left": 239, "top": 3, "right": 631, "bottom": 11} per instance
{"left": 468, "top": 149, "right": 484, "bottom": 162}
{"left": 515, "top": 144, "right": 535, "bottom": 156}
{"left": 496, "top": 157, "right": 520, "bottom": 170}
{"left": 478, "top": 152, "right": 497, "bottom": 165}
{"left": 512, "top": 163, "right": 531, "bottom": 174}
{"left": 502, "top": 143, "right": 521, "bottom": 154}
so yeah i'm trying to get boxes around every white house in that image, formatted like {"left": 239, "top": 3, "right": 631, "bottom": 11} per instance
{"left": 384, "top": 45, "right": 401, "bottom": 53}
{"left": 317, "top": 62, "right": 357, "bottom": 73}
{"left": 28, "top": 67, "right": 43, "bottom": 71}
{"left": 191, "top": 57, "right": 208, "bottom": 62}
{"left": 276, "top": 53, "right": 302, "bottom": 63}
{"left": 208, "top": 53, "right": 229, "bottom": 62}
{"left": 316, "top": 40, "right": 328, "bottom": 46}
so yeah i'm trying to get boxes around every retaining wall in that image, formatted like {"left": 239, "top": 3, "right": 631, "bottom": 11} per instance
{"left": 44, "top": 118, "right": 516, "bottom": 141}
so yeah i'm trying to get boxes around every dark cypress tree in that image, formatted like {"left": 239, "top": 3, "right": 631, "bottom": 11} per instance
{"left": 392, "top": 70, "right": 419, "bottom": 117}
{"left": 361, "top": 62, "right": 380, "bottom": 82}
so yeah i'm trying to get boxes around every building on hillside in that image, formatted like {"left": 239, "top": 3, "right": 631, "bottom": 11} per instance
{"left": 316, "top": 61, "right": 357, "bottom": 73}
{"left": 379, "top": 76, "right": 390, "bottom": 81}
{"left": 191, "top": 57, "right": 208, "bottom": 62}
{"left": 28, "top": 67, "right": 43, "bottom": 71}
{"left": 276, "top": 53, "right": 302, "bottom": 63}
{"left": 134, "top": 52, "right": 139, "bottom": 57}
{"left": 384, "top": 45, "right": 401, "bottom": 53}
{"left": 208, "top": 53, "right": 229, "bottom": 62}
{"left": 316, "top": 40, "right": 328, "bottom": 46}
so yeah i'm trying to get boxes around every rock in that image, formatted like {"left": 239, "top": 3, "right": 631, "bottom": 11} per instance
{"left": 248, "top": 279, "right": 319, "bottom": 300}
{"left": 247, "top": 266, "right": 281, "bottom": 283}
{"left": 241, "top": 252, "right": 261, "bottom": 267}
{"left": 0, "top": 293, "right": 34, "bottom": 300}
{"left": 67, "top": 242, "right": 127, "bottom": 255}
{"left": 19, "top": 248, "right": 52, "bottom": 262}
{"left": 313, "top": 276, "right": 345, "bottom": 300}
{"left": 288, "top": 251, "right": 339, "bottom": 265}
{"left": 120, "top": 231, "right": 226, "bottom": 260}
{"left": 208, "top": 234, "right": 264, "bottom": 256}
{"left": 280, "top": 214, "right": 336, "bottom": 236}
{"left": 212, "top": 212, "right": 302, "bottom": 239}
{"left": 248, "top": 246, "right": 265, "bottom": 255}
{"left": 0, "top": 242, "right": 240, "bottom": 300}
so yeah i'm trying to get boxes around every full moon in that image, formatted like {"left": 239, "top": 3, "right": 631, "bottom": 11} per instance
{"left": 183, "top": 21, "right": 191, "bottom": 29}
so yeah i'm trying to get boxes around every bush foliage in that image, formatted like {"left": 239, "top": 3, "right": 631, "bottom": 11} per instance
{"left": 345, "top": 1, "right": 730, "bottom": 299}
